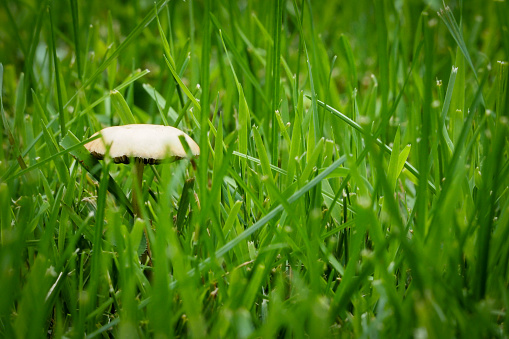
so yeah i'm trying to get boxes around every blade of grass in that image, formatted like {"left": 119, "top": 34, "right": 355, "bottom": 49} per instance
{"left": 69, "top": 0, "right": 82, "bottom": 81}
{"left": 48, "top": 1, "right": 66, "bottom": 139}
{"left": 270, "top": 0, "right": 283, "bottom": 165}
{"left": 440, "top": 66, "right": 458, "bottom": 152}
{"left": 111, "top": 89, "right": 136, "bottom": 125}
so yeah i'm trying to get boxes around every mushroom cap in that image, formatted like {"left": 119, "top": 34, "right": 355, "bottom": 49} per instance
{"left": 85, "top": 124, "right": 200, "bottom": 164}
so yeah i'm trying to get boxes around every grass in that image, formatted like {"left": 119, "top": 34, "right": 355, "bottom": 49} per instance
{"left": 1, "top": 0, "right": 508, "bottom": 337}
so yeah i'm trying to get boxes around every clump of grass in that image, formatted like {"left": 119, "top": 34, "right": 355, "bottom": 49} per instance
{"left": 1, "top": 0, "right": 508, "bottom": 338}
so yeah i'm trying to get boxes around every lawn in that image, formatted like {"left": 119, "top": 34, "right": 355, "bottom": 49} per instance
{"left": 1, "top": 0, "right": 508, "bottom": 337}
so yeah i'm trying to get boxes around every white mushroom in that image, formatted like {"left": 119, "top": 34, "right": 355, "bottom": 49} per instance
{"left": 85, "top": 124, "right": 200, "bottom": 217}
{"left": 85, "top": 124, "right": 200, "bottom": 164}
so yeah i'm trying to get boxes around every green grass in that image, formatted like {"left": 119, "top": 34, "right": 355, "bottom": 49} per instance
{"left": 1, "top": 0, "right": 508, "bottom": 337}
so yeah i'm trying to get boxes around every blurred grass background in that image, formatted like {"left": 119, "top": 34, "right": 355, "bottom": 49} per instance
{"left": 1, "top": 0, "right": 508, "bottom": 337}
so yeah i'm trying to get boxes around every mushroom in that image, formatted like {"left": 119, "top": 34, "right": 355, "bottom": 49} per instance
{"left": 84, "top": 124, "right": 200, "bottom": 217}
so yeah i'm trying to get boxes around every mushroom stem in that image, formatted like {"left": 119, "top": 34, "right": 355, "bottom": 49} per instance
{"left": 132, "top": 159, "right": 145, "bottom": 217}
{"left": 132, "top": 159, "right": 152, "bottom": 261}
